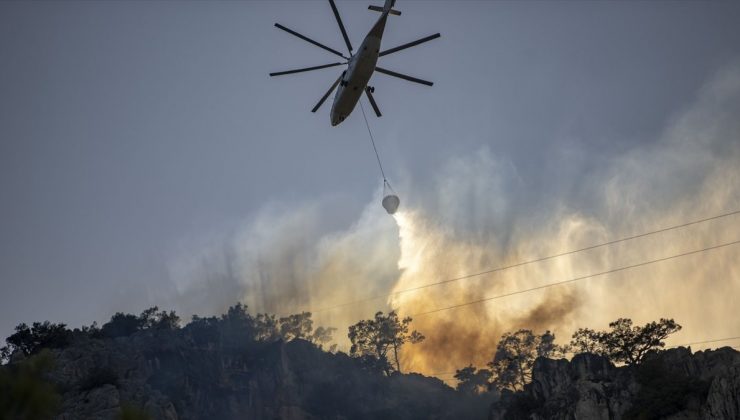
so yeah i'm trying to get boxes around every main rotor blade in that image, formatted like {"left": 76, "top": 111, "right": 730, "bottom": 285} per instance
{"left": 365, "top": 88, "right": 382, "bottom": 117}
{"left": 274, "top": 23, "right": 347, "bottom": 59}
{"left": 270, "top": 62, "right": 344, "bottom": 77}
{"left": 379, "top": 33, "right": 441, "bottom": 57}
{"left": 312, "top": 74, "right": 343, "bottom": 113}
{"left": 328, "top": 0, "right": 353, "bottom": 54}
{"left": 375, "top": 66, "right": 434, "bottom": 86}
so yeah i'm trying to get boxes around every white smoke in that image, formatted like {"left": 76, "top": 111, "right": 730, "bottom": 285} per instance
{"left": 165, "top": 61, "right": 740, "bottom": 376}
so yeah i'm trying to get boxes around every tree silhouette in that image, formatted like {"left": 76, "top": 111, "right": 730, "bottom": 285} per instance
{"left": 454, "top": 365, "right": 492, "bottom": 395}
{"left": 253, "top": 313, "right": 279, "bottom": 341}
{"left": 279, "top": 312, "right": 314, "bottom": 341}
{"left": 348, "top": 311, "right": 424, "bottom": 375}
{"left": 570, "top": 318, "right": 681, "bottom": 365}
{"left": 487, "top": 329, "right": 568, "bottom": 391}
{"left": 2, "top": 322, "right": 70, "bottom": 360}
{"left": 488, "top": 330, "right": 537, "bottom": 391}
{"left": 101, "top": 307, "right": 180, "bottom": 338}
{"left": 310, "top": 326, "right": 336, "bottom": 349}
{"left": 101, "top": 313, "right": 142, "bottom": 338}
{"left": 185, "top": 304, "right": 335, "bottom": 350}
{"left": 184, "top": 315, "right": 219, "bottom": 347}
{"left": 138, "top": 307, "right": 180, "bottom": 330}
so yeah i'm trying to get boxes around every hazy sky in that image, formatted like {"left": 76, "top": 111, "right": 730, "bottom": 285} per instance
{"left": 2, "top": 0, "right": 740, "bottom": 366}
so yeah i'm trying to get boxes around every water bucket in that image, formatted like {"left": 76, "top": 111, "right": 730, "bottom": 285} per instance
{"left": 382, "top": 194, "right": 400, "bottom": 214}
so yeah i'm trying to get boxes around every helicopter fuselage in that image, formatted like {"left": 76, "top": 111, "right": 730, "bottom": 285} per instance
{"left": 330, "top": 14, "right": 388, "bottom": 126}
{"left": 270, "top": 0, "right": 438, "bottom": 124}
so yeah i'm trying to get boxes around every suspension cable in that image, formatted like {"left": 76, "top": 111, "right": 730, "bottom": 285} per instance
{"left": 359, "top": 100, "right": 387, "bottom": 182}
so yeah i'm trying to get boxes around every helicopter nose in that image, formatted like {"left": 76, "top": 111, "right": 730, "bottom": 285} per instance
{"left": 330, "top": 113, "right": 343, "bottom": 126}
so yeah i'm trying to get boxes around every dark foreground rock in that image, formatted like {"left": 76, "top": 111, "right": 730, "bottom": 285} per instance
{"left": 488, "top": 347, "right": 740, "bottom": 420}
{"left": 42, "top": 330, "right": 491, "bottom": 419}
{"left": 6, "top": 327, "right": 738, "bottom": 419}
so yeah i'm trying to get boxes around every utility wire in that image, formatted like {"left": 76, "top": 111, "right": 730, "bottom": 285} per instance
{"left": 410, "top": 239, "right": 740, "bottom": 317}
{"left": 426, "top": 335, "right": 740, "bottom": 378}
{"left": 309, "top": 209, "right": 740, "bottom": 314}
{"left": 668, "top": 335, "right": 740, "bottom": 348}
{"left": 359, "top": 100, "right": 387, "bottom": 181}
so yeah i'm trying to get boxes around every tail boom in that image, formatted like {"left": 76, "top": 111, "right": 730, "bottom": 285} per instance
{"left": 368, "top": 0, "right": 400, "bottom": 16}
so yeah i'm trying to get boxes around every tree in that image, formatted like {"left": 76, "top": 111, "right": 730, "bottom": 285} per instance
{"left": 222, "top": 303, "right": 251, "bottom": 325}
{"left": 138, "top": 307, "right": 180, "bottom": 330}
{"left": 569, "top": 318, "right": 682, "bottom": 365}
{"left": 348, "top": 311, "right": 424, "bottom": 375}
{"left": 80, "top": 322, "right": 102, "bottom": 339}
{"left": 218, "top": 303, "right": 257, "bottom": 349}
{"left": 537, "top": 330, "right": 568, "bottom": 358}
{"left": 487, "top": 329, "right": 568, "bottom": 391}
{"left": 454, "top": 365, "right": 492, "bottom": 395}
{"left": 253, "top": 313, "right": 279, "bottom": 341}
{"left": 101, "top": 313, "right": 142, "bottom": 338}
{"left": 101, "top": 307, "right": 181, "bottom": 338}
{"left": 279, "top": 312, "right": 313, "bottom": 341}
{"left": 217, "top": 304, "right": 337, "bottom": 348}
{"left": 184, "top": 315, "right": 220, "bottom": 346}
{"left": 2, "top": 322, "right": 70, "bottom": 359}
{"left": 277, "top": 312, "right": 336, "bottom": 347}
{"left": 488, "top": 330, "right": 537, "bottom": 391}
{"left": 310, "top": 326, "right": 336, "bottom": 349}
{"left": 569, "top": 327, "right": 602, "bottom": 354}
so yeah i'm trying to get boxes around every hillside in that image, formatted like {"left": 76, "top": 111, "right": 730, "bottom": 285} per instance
{"left": 1, "top": 309, "right": 739, "bottom": 419}
{"left": 489, "top": 347, "right": 740, "bottom": 420}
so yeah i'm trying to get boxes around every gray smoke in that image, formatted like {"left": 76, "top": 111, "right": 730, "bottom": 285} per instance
{"left": 165, "top": 62, "right": 740, "bottom": 376}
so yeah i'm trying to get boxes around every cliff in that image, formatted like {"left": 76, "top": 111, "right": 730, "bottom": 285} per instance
{"left": 4, "top": 326, "right": 739, "bottom": 419}
{"left": 489, "top": 347, "right": 740, "bottom": 420}
{"left": 40, "top": 330, "right": 490, "bottom": 419}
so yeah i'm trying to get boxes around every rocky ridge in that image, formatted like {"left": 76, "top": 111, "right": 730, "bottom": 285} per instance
{"left": 43, "top": 330, "right": 490, "bottom": 419}
{"left": 489, "top": 347, "right": 740, "bottom": 420}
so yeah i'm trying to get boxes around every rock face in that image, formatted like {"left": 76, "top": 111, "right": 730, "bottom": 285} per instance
{"left": 10, "top": 327, "right": 738, "bottom": 419}
{"left": 702, "top": 365, "right": 740, "bottom": 419}
{"left": 489, "top": 347, "right": 740, "bottom": 420}
{"left": 45, "top": 330, "right": 491, "bottom": 419}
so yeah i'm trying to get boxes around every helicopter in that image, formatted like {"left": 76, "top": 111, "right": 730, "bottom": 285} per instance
{"left": 270, "top": 0, "right": 440, "bottom": 126}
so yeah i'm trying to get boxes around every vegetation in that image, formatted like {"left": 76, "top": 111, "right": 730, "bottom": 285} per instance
{"left": 1, "top": 304, "right": 336, "bottom": 366}
{"left": 279, "top": 312, "right": 337, "bottom": 348}
{"left": 569, "top": 318, "right": 681, "bottom": 365}
{"left": 204, "top": 303, "right": 336, "bottom": 348}
{"left": 623, "top": 357, "right": 710, "bottom": 419}
{"left": 0, "top": 350, "right": 61, "bottom": 419}
{"left": 482, "top": 330, "right": 567, "bottom": 391}
{"left": 0, "top": 304, "right": 696, "bottom": 419}
{"left": 456, "top": 318, "right": 683, "bottom": 394}
{"left": 1, "top": 322, "right": 71, "bottom": 360}
{"left": 454, "top": 365, "right": 491, "bottom": 395}
{"left": 348, "top": 311, "right": 425, "bottom": 375}
{"left": 100, "top": 306, "right": 181, "bottom": 338}
{"left": 119, "top": 404, "right": 152, "bottom": 420}
{"left": 79, "top": 366, "right": 119, "bottom": 392}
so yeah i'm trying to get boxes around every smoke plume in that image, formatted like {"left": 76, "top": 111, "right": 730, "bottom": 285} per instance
{"left": 167, "top": 63, "right": 740, "bottom": 378}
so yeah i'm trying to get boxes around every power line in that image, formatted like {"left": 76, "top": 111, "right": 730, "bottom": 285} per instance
{"left": 410, "top": 239, "right": 740, "bottom": 317}
{"left": 309, "top": 209, "right": 740, "bottom": 314}
{"left": 425, "top": 336, "right": 740, "bottom": 378}
{"left": 669, "top": 335, "right": 740, "bottom": 348}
